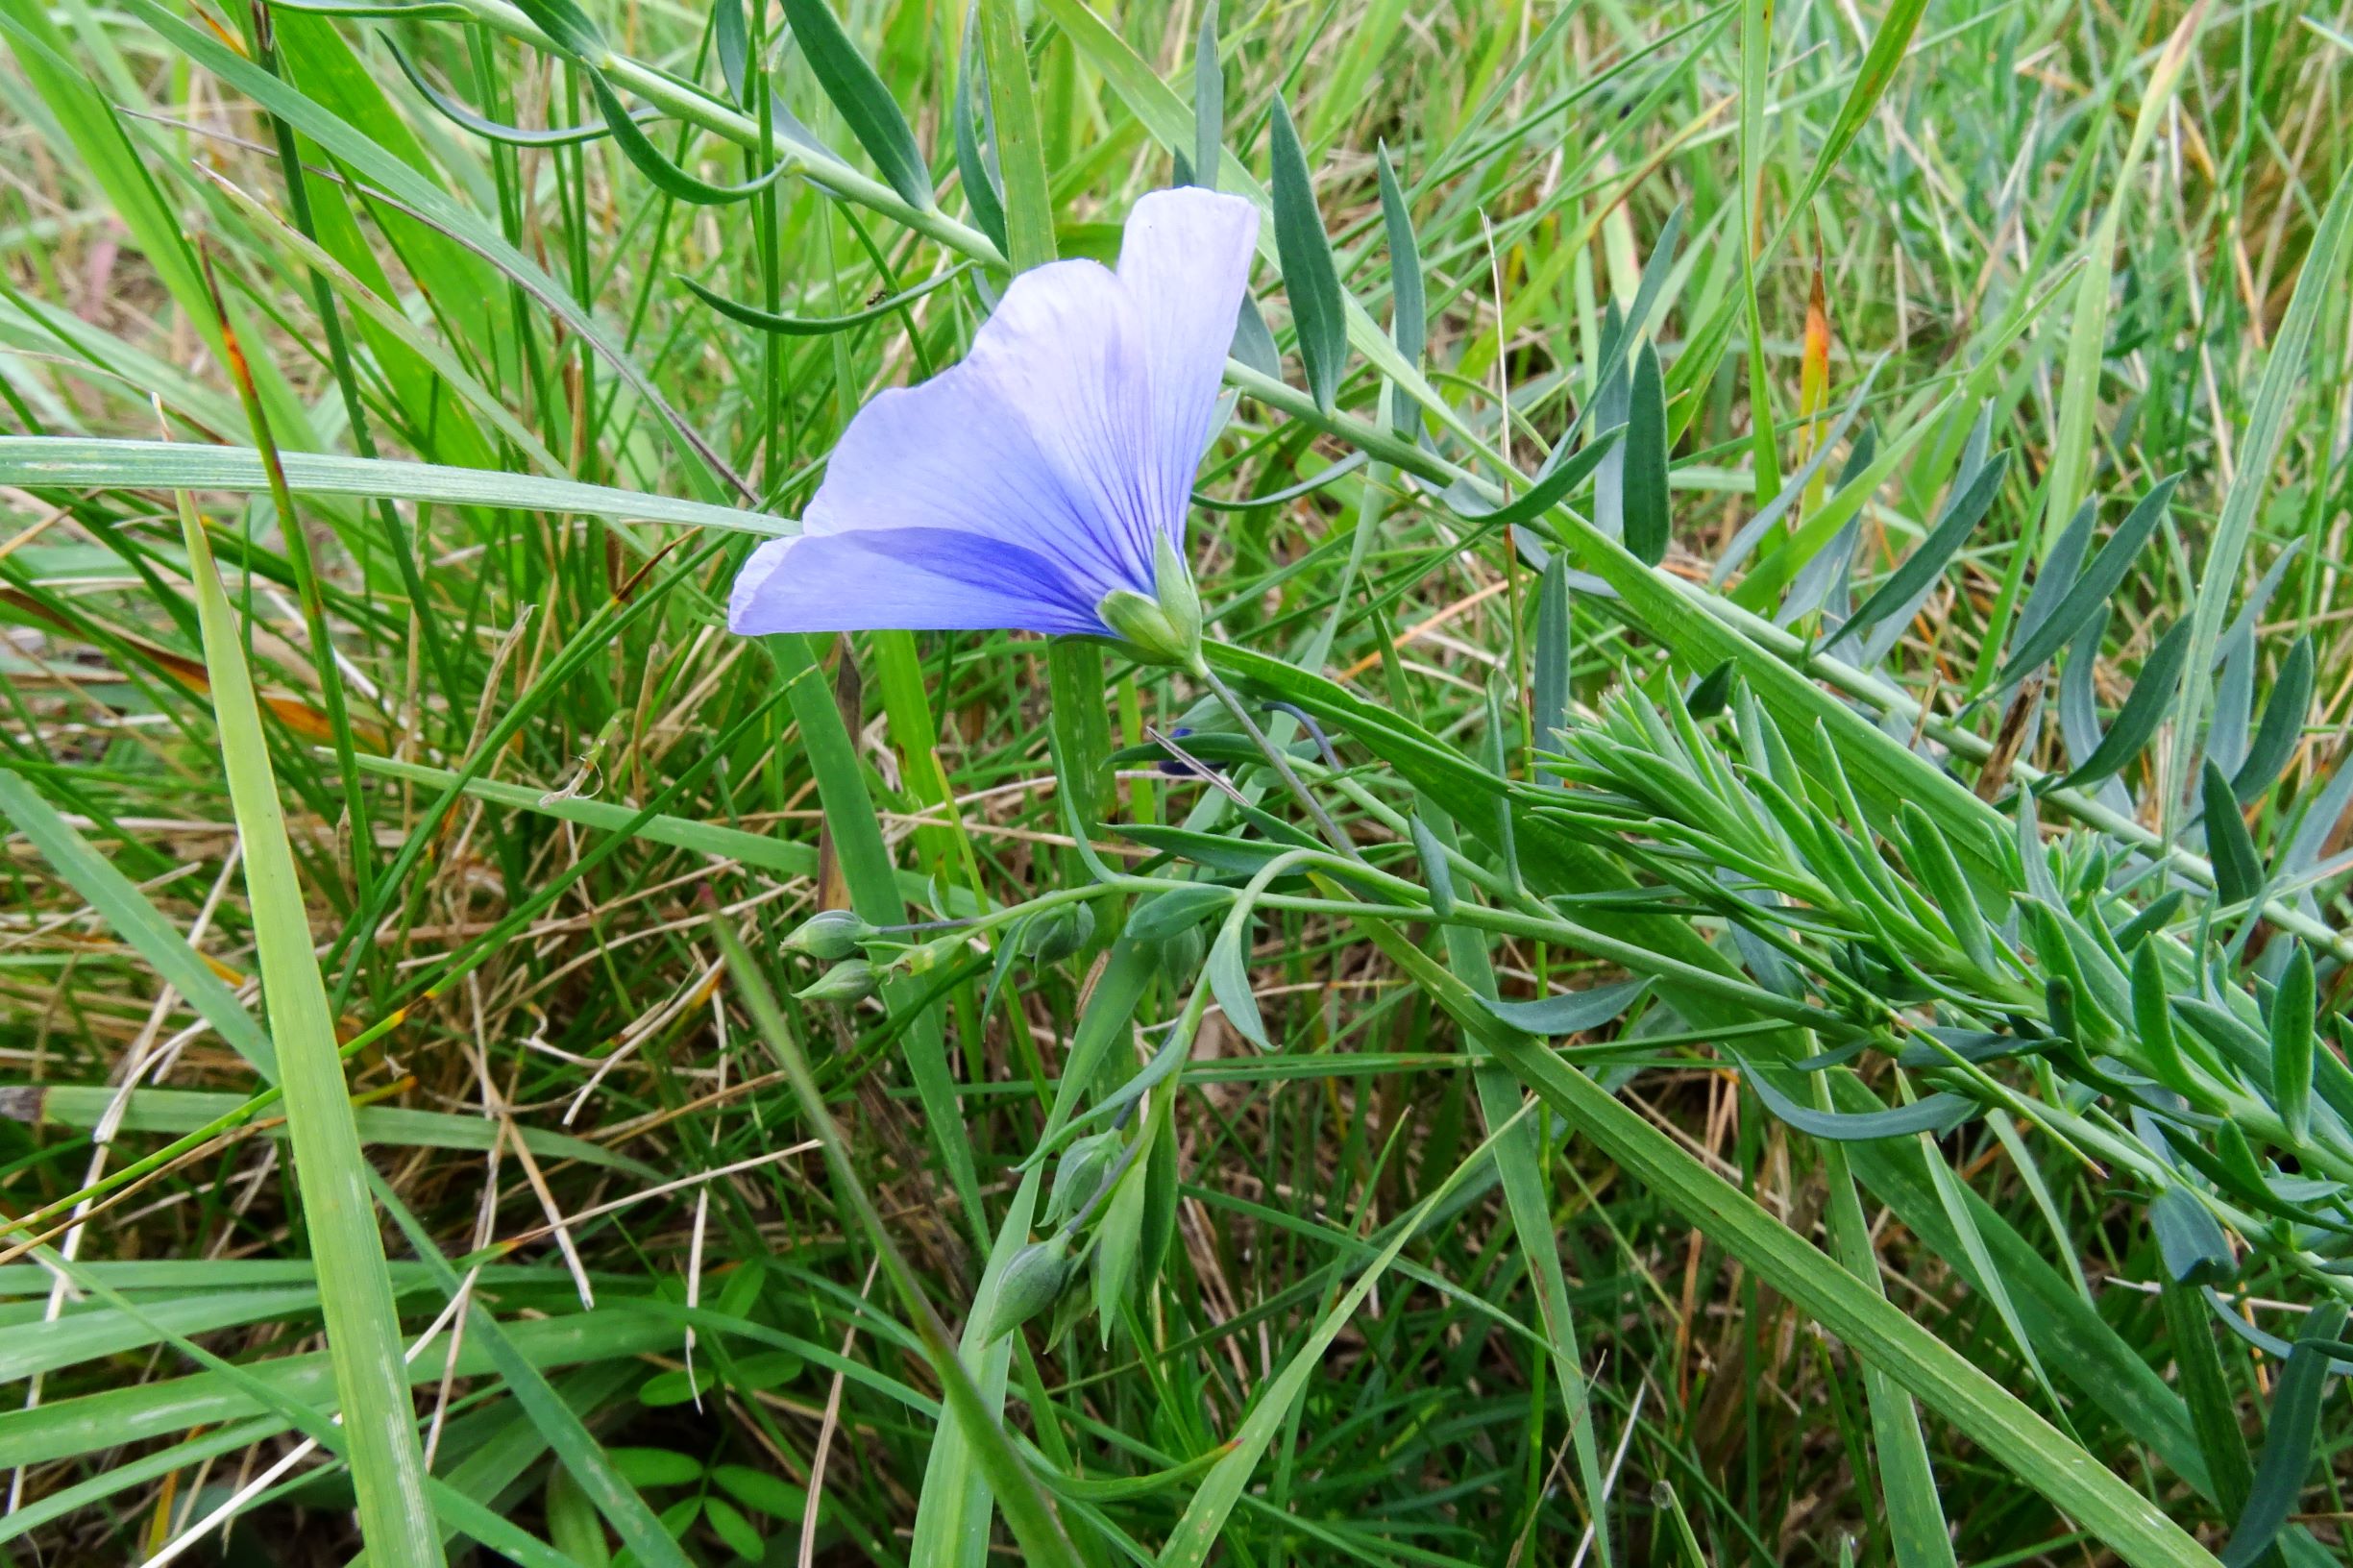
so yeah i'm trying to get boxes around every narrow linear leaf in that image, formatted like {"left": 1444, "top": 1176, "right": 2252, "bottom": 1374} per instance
{"left": 589, "top": 74, "right": 785, "bottom": 204}
{"left": 1409, "top": 814, "right": 1456, "bottom": 917}
{"left": 1191, "top": 0, "right": 1221, "bottom": 192}
{"left": 1446, "top": 425, "right": 1623, "bottom": 528}
{"left": 953, "top": 12, "right": 1007, "bottom": 251}
{"left": 780, "top": 0, "right": 933, "bottom": 210}
{"left": 1781, "top": 0, "right": 1928, "bottom": 228}
{"left": 390, "top": 40, "right": 649, "bottom": 147}
{"left": 2271, "top": 943, "right": 2316, "bottom": 1142}
{"left": 1532, "top": 551, "right": 1572, "bottom": 758}
{"left": 2202, "top": 760, "right": 2266, "bottom": 906}
{"left": 1840, "top": 449, "right": 2010, "bottom": 647}
{"left": 2150, "top": 1188, "right": 2237, "bottom": 1287}
{"left": 1747, "top": 1067, "right": 1975, "bottom": 1142}
{"left": 1624, "top": 339, "right": 1670, "bottom": 566}
{"left": 1376, "top": 139, "right": 1422, "bottom": 368}
{"left": 1268, "top": 93, "right": 1346, "bottom": 412}
{"left": 1207, "top": 919, "right": 1267, "bottom": 1048}
{"left": 2059, "top": 618, "right": 2193, "bottom": 789}
{"left": 2161, "top": 1279, "right": 2255, "bottom": 1519}
{"left": 2001, "top": 475, "right": 2182, "bottom": 686}
{"left": 2221, "top": 1304, "right": 2350, "bottom": 1568}
{"left": 1816, "top": 1075, "right": 1955, "bottom": 1568}
{"left": 1479, "top": 978, "right": 1650, "bottom": 1037}
{"left": 0, "top": 437, "right": 784, "bottom": 533}
{"left": 2234, "top": 636, "right": 2313, "bottom": 805}
{"left": 714, "top": 0, "right": 747, "bottom": 101}
{"left": 2176, "top": 166, "right": 2353, "bottom": 809}
{"left": 2011, "top": 498, "right": 2098, "bottom": 667}
{"left": 2131, "top": 943, "right": 2196, "bottom": 1095}
{"left": 507, "top": 0, "right": 604, "bottom": 61}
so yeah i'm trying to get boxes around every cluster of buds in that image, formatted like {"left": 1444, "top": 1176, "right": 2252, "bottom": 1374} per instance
{"left": 782, "top": 893, "right": 1102, "bottom": 1009}
{"left": 782, "top": 909, "right": 879, "bottom": 1002}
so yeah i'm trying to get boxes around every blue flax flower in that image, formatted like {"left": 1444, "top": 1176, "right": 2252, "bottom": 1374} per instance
{"left": 728, "top": 187, "right": 1261, "bottom": 667}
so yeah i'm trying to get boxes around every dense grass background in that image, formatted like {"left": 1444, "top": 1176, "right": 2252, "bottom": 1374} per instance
{"left": 4, "top": 0, "right": 2353, "bottom": 1562}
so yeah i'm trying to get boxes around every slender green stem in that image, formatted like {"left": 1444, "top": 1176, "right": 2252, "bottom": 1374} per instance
{"left": 1194, "top": 656, "right": 1362, "bottom": 862}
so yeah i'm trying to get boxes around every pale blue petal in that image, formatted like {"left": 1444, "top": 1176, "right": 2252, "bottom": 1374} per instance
{"left": 734, "top": 186, "right": 1261, "bottom": 642}
{"left": 801, "top": 257, "right": 1159, "bottom": 602}
{"left": 729, "top": 528, "right": 1112, "bottom": 637}
{"left": 1116, "top": 188, "right": 1261, "bottom": 545}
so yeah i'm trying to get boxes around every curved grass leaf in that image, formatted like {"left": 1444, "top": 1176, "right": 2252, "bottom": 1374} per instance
{"left": 952, "top": 12, "right": 1007, "bottom": 252}
{"left": 390, "top": 40, "right": 650, "bottom": 146}
{"left": 680, "top": 262, "right": 970, "bottom": 334}
{"left": 0, "top": 437, "right": 783, "bottom": 532}
{"left": 1193, "top": 447, "right": 1367, "bottom": 511}
{"left": 1777, "top": 0, "right": 1928, "bottom": 246}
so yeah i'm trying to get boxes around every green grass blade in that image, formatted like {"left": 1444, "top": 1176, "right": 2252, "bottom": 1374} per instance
{"left": 977, "top": 0, "right": 1055, "bottom": 271}
{"left": 170, "top": 489, "right": 443, "bottom": 1567}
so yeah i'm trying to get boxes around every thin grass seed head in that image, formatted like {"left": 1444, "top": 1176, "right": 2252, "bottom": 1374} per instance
{"left": 728, "top": 188, "right": 1259, "bottom": 669}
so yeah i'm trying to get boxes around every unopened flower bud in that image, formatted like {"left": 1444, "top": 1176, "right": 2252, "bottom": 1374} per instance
{"left": 1153, "top": 533, "right": 1201, "bottom": 656}
{"left": 1020, "top": 902, "right": 1096, "bottom": 964}
{"left": 1097, "top": 587, "right": 1196, "bottom": 669}
{"left": 796, "top": 959, "right": 876, "bottom": 1003}
{"left": 1046, "top": 1129, "right": 1122, "bottom": 1226}
{"left": 985, "top": 1234, "right": 1076, "bottom": 1341}
{"left": 1156, "top": 925, "right": 1206, "bottom": 985}
{"left": 783, "top": 909, "right": 873, "bottom": 962}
